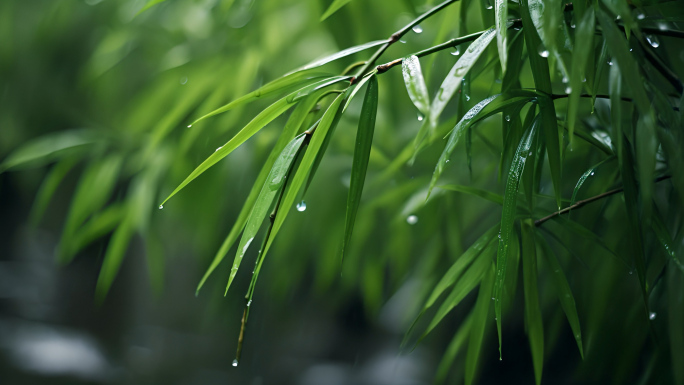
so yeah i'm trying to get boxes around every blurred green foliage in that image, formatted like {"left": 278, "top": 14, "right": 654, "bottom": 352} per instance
{"left": 1, "top": 0, "right": 684, "bottom": 383}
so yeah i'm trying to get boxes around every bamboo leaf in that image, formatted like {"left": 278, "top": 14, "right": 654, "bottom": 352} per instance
{"left": 520, "top": 0, "right": 552, "bottom": 93}
{"left": 320, "top": 0, "right": 353, "bottom": 22}
{"left": 435, "top": 313, "right": 473, "bottom": 384}
{"left": 538, "top": 95, "right": 562, "bottom": 209}
{"left": 29, "top": 157, "right": 78, "bottom": 225}
{"left": 495, "top": 0, "right": 508, "bottom": 71}
{"left": 343, "top": 71, "right": 375, "bottom": 112}
{"left": 0, "top": 129, "right": 99, "bottom": 172}
{"left": 438, "top": 184, "right": 504, "bottom": 206}
{"left": 341, "top": 75, "right": 378, "bottom": 261}
{"left": 402, "top": 55, "right": 430, "bottom": 116}
{"left": 567, "top": 8, "right": 595, "bottom": 143}
{"left": 136, "top": 0, "right": 167, "bottom": 16}
{"left": 570, "top": 155, "right": 616, "bottom": 206}
{"left": 297, "top": 40, "right": 385, "bottom": 71}
{"left": 63, "top": 204, "right": 126, "bottom": 261}
{"left": 465, "top": 262, "right": 495, "bottom": 385}
{"left": 651, "top": 209, "right": 684, "bottom": 274}
{"left": 195, "top": 91, "right": 322, "bottom": 294}
{"left": 495, "top": 115, "right": 539, "bottom": 359}
{"left": 522, "top": 219, "right": 544, "bottom": 385}
{"left": 537, "top": 233, "right": 584, "bottom": 358}
{"left": 429, "top": 27, "right": 497, "bottom": 127}
{"left": 95, "top": 219, "right": 135, "bottom": 303}
{"left": 550, "top": 216, "right": 628, "bottom": 267}
{"left": 428, "top": 92, "right": 535, "bottom": 197}
{"left": 225, "top": 134, "right": 307, "bottom": 295}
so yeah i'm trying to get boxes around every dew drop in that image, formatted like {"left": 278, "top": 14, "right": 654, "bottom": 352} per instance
{"left": 637, "top": 13, "right": 645, "bottom": 20}
{"left": 528, "top": 151, "right": 532, "bottom": 156}
{"left": 629, "top": 270, "right": 634, "bottom": 275}
{"left": 450, "top": 48, "right": 461, "bottom": 56}
{"left": 565, "top": 86, "right": 572, "bottom": 94}
{"left": 562, "top": 76, "right": 569, "bottom": 83}
{"left": 406, "top": 215, "right": 418, "bottom": 225}
{"left": 649, "top": 312, "right": 656, "bottom": 320}
{"left": 158, "top": 205, "right": 163, "bottom": 210}
{"left": 187, "top": 124, "right": 192, "bottom": 128}
{"left": 445, "top": 159, "right": 450, "bottom": 163}
{"left": 570, "top": 22, "right": 576, "bottom": 29}
{"left": 465, "top": 94, "right": 471, "bottom": 101}
{"left": 646, "top": 34, "right": 660, "bottom": 48}
{"left": 180, "top": 76, "right": 188, "bottom": 85}
{"left": 608, "top": 60, "right": 614, "bottom": 66}
{"left": 232, "top": 359, "right": 239, "bottom": 367}
{"left": 658, "top": 22, "right": 667, "bottom": 31}
{"left": 399, "top": 39, "right": 407, "bottom": 44}
{"left": 296, "top": 200, "right": 307, "bottom": 212}
{"left": 538, "top": 45, "right": 550, "bottom": 58}
{"left": 412, "top": 25, "right": 423, "bottom": 34}
{"left": 417, "top": 112, "right": 424, "bottom": 121}
{"left": 590, "top": 171, "right": 595, "bottom": 176}
{"left": 215, "top": 146, "right": 223, "bottom": 152}
{"left": 485, "top": 0, "right": 493, "bottom": 10}
{"left": 505, "top": 115, "right": 511, "bottom": 122}
{"left": 247, "top": 300, "right": 252, "bottom": 307}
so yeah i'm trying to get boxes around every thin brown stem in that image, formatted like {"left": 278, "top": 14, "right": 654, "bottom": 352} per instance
{"left": 535, "top": 175, "right": 672, "bottom": 226}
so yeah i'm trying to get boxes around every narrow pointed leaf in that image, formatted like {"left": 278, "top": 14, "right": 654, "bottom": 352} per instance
{"left": 522, "top": 219, "right": 544, "bottom": 385}
{"left": 225, "top": 134, "right": 307, "bottom": 295}
{"left": 320, "top": 0, "right": 353, "bottom": 21}
{"left": 495, "top": 116, "right": 539, "bottom": 359}
{"left": 30, "top": 158, "right": 78, "bottom": 225}
{"left": 429, "top": 27, "right": 497, "bottom": 126}
{"left": 341, "top": 75, "right": 378, "bottom": 261}
{"left": 537, "top": 233, "right": 584, "bottom": 358}
{"left": 436, "top": 313, "right": 473, "bottom": 384}
{"left": 495, "top": 0, "right": 508, "bottom": 71}
{"left": 343, "top": 71, "right": 375, "bottom": 112}
{"left": 136, "top": 0, "right": 167, "bottom": 16}
{"left": 95, "top": 219, "right": 135, "bottom": 303}
{"left": 438, "top": 185, "right": 504, "bottom": 206}
{"left": 297, "top": 39, "right": 385, "bottom": 71}
{"left": 567, "top": 8, "right": 595, "bottom": 143}
{"left": 570, "top": 155, "right": 616, "bottom": 206}
{"left": 196, "top": 91, "right": 321, "bottom": 294}
{"left": 402, "top": 55, "right": 430, "bottom": 115}
{"left": 465, "top": 262, "right": 495, "bottom": 385}
{"left": 652, "top": 209, "right": 684, "bottom": 274}
{"left": 0, "top": 129, "right": 99, "bottom": 172}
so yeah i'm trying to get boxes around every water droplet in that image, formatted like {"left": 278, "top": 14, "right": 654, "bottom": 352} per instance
{"left": 629, "top": 270, "right": 634, "bottom": 275}
{"left": 485, "top": 0, "right": 493, "bottom": 10}
{"left": 450, "top": 48, "right": 461, "bottom": 56}
{"left": 528, "top": 151, "right": 532, "bottom": 156}
{"left": 491, "top": 297, "right": 495, "bottom": 300}
{"left": 582, "top": 77, "right": 587, "bottom": 82}
{"left": 417, "top": 112, "right": 424, "bottom": 121}
{"left": 565, "top": 86, "right": 572, "bottom": 94}
{"left": 608, "top": 60, "right": 614, "bottom": 66}
{"left": 646, "top": 34, "right": 660, "bottom": 48}
{"left": 406, "top": 215, "right": 418, "bottom": 225}
{"left": 412, "top": 25, "right": 423, "bottom": 34}
{"left": 590, "top": 171, "right": 595, "bottom": 176}
{"left": 247, "top": 300, "right": 252, "bottom": 307}
{"left": 637, "top": 13, "right": 645, "bottom": 20}
{"left": 649, "top": 312, "right": 656, "bottom": 320}
{"left": 187, "top": 124, "right": 192, "bottom": 128}
{"left": 215, "top": 146, "right": 223, "bottom": 152}
{"left": 296, "top": 200, "right": 307, "bottom": 212}
{"left": 499, "top": 357, "right": 503, "bottom": 361}
{"left": 562, "top": 76, "right": 569, "bottom": 83}
{"left": 505, "top": 115, "right": 511, "bottom": 122}
{"left": 465, "top": 94, "right": 471, "bottom": 101}
{"left": 445, "top": 159, "right": 450, "bottom": 163}
{"left": 538, "top": 45, "right": 550, "bottom": 58}
{"left": 658, "top": 22, "right": 667, "bottom": 31}
{"left": 158, "top": 205, "right": 164, "bottom": 210}
{"left": 570, "top": 22, "right": 576, "bottom": 29}
{"left": 180, "top": 76, "right": 188, "bottom": 85}
{"left": 399, "top": 40, "right": 407, "bottom": 44}
{"left": 232, "top": 359, "right": 239, "bottom": 367}
{"left": 629, "top": 48, "right": 633, "bottom": 52}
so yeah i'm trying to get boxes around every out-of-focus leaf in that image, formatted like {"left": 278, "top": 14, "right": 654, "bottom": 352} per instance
{"left": 550, "top": 216, "right": 628, "bottom": 267}
{"left": 95, "top": 218, "right": 135, "bottom": 303}
{"left": 495, "top": 116, "right": 539, "bottom": 359}
{"left": 567, "top": 8, "right": 595, "bottom": 143}
{"left": 669, "top": 265, "right": 684, "bottom": 385}
{"left": 429, "top": 27, "right": 497, "bottom": 127}
{"left": 64, "top": 204, "right": 125, "bottom": 260}
{"left": 297, "top": 40, "right": 385, "bottom": 71}
{"left": 495, "top": 0, "right": 508, "bottom": 71}
{"left": 0, "top": 129, "right": 99, "bottom": 172}
{"left": 429, "top": 92, "right": 535, "bottom": 196}
{"left": 465, "top": 262, "right": 495, "bottom": 385}
{"left": 652, "top": 209, "right": 684, "bottom": 274}
{"left": 30, "top": 157, "right": 78, "bottom": 225}
{"left": 438, "top": 184, "right": 504, "bottom": 206}
{"left": 537, "top": 233, "right": 584, "bottom": 358}
{"left": 136, "top": 0, "right": 167, "bottom": 16}
{"left": 436, "top": 313, "right": 473, "bottom": 384}
{"left": 570, "top": 155, "right": 616, "bottom": 206}
{"left": 188, "top": 72, "right": 330, "bottom": 126}
{"left": 522, "top": 219, "right": 544, "bottom": 385}
{"left": 225, "top": 134, "right": 307, "bottom": 295}
{"left": 520, "top": 0, "right": 552, "bottom": 93}
{"left": 320, "top": 0, "right": 353, "bottom": 22}
{"left": 538, "top": 95, "right": 562, "bottom": 209}
{"left": 341, "top": 75, "right": 378, "bottom": 261}
{"left": 402, "top": 55, "right": 430, "bottom": 116}
{"left": 145, "top": 234, "right": 165, "bottom": 296}
{"left": 196, "top": 91, "right": 322, "bottom": 294}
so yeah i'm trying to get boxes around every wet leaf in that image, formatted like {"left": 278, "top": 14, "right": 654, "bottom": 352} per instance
{"left": 436, "top": 313, "right": 473, "bottom": 384}
{"left": 438, "top": 184, "right": 504, "bottom": 206}
{"left": 297, "top": 39, "right": 385, "bottom": 71}
{"left": 651, "top": 209, "right": 684, "bottom": 274}
{"left": 402, "top": 55, "right": 430, "bottom": 116}
{"left": 465, "top": 262, "right": 495, "bottom": 385}
{"left": 320, "top": 0, "right": 353, "bottom": 22}
{"left": 495, "top": 0, "right": 508, "bottom": 71}
{"left": 0, "top": 129, "right": 99, "bottom": 172}
{"left": 567, "top": 8, "right": 595, "bottom": 143}
{"left": 570, "top": 155, "right": 616, "bottom": 206}
{"left": 342, "top": 75, "right": 378, "bottom": 261}
{"left": 522, "top": 219, "right": 544, "bottom": 385}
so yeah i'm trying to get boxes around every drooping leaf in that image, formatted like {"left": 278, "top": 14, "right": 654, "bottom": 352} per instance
{"left": 495, "top": 0, "right": 508, "bottom": 71}
{"left": 63, "top": 204, "right": 126, "bottom": 261}
{"left": 567, "top": 8, "right": 595, "bottom": 144}
{"left": 570, "top": 155, "right": 616, "bottom": 206}
{"left": 195, "top": 91, "right": 322, "bottom": 294}
{"left": 341, "top": 75, "right": 378, "bottom": 261}
{"left": 495, "top": 115, "right": 539, "bottom": 359}
{"left": 522, "top": 219, "right": 544, "bottom": 385}
{"left": 29, "top": 157, "right": 78, "bottom": 225}
{"left": 537, "top": 233, "right": 584, "bottom": 358}
{"left": 520, "top": 0, "right": 552, "bottom": 93}
{"left": 0, "top": 129, "right": 99, "bottom": 172}
{"left": 225, "top": 134, "right": 307, "bottom": 295}
{"left": 429, "top": 27, "right": 497, "bottom": 127}
{"left": 402, "top": 55, "right": 430, "bottom": 116}
{"left": 465, "top": 262, "right": 495, "bottom": 385}
{"left": 95, "top": 218, "right": 134, "bottom": 303}
{"left": 320, "top": 0, "right": 353, "bottom": 22}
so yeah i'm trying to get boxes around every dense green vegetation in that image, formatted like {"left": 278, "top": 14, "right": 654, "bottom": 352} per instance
{"left": 1, "top": 0, "right": 683, "bottom": 383}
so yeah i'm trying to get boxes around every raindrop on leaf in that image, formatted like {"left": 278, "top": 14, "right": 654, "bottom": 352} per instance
{"left": 646, "top": 34, "right": 660, "bottom": 48}
{"left": 158, "top": 205, "right": 163, "bottom": 210}
{"left": 649, "top": 312, "right": 656, "bottom": 320}
{"left": 296, "top": 200, "right": 307, "bottom": 212}
{"left": 417, "top": 112, "right": 424, "bottom": 121}
{"left": 412, "top": 25, "right": 423, "bottom": 34}
{"left": 232, "top": 359, "right": 239, "bottom": 367}
{"left": 406, "top": 215, "right": 418, "bottom": 225}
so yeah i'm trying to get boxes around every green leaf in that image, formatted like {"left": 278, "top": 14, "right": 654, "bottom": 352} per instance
{"left": 297, "top": 40, "right": 385, "bottom": 71}
{"left": 29, "top": 157, "right": 78, "bottom": 225}
{"left": 438, "top": 184, "right": 504, "bottom": 206}
{"left": 428, "top": 92, "right": 535, "bottom": 197}
{"left": 495, "top": 0, "right": 508, "bottom": 71}
{"left": 520, "top": 0, "right": 552, "bottom": 93}
{"left": 651, "top": 209, "right": 684, "bottom": 274}
{"left": 341, "top": 75, "right": 378, "bottom": 261}
{"left": 567, "top": 8, "right": 595, "bottom": 144}
{"left": 495, "top": 115, "right": 539, "bottom": 359}
{"left": 538, "top": 95, "right": 562, "bottom": 209}
{"left": 320, "top": 0, "right": 352, "bottom": 21}
{"left": 502, "top": 30, "right": 525, "bottom": 93}
{"left": 429, "top": 27, "right": 497, "bottom": 127}
{"left": 0, "top": 129, "right": 99, "bottom": 172}
{"left": 188, "top": 72, "right": 330, "bottom": 126}
{"left": 465, "top": 262, "right": 495, "bottom": 385}
{"left": 225, "top": 134, "right": 307, "bottom": 295}
{"left": 522, "top": 219, "right": 544, "bottom": 385}
{"left": 343, "top": 71, "right": 375, "bottom": 112}
{"left": 402, "top": 55, "right": 430, "bottom": 116}
{"left": 537, "top": 233, "right": 584, "bottom": 358}
{"left": 136, "top": 0, "right": 167, "bottom": 16}
{"left": 95, "top": 218, "right": 135, "bottom": 303}
{"left": 435, "top": 313, "right": 473, "bottom": 384}
{"left": 570, "top": 155, "right": 616, "bottom": 206}
{"left": 549, "top": 216, "right": 628, "bottom": 268}
{"left": 63, "top": 204, "right": 126, "bottom": 261}
{"left": 195, "top": 91, "right": 322, "bottom": 294}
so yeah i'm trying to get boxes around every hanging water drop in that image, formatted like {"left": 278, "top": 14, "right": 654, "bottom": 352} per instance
{"left": 187, "top": 124, "right": 192, "bottom": 128}
{"left": 538, "top": 45, "right": 550, "bottom": 58}
{"left": 570, "top": 22, "right": 576, "bottom": 29}
{"left": 417, "top": 112, "right": 424, "bottom": 121}
{"left": 505, "top": 115, "right": 511, "bottom": 122}
{"left": 412, "top": 25, "right": 423, "bottom": 34}
{"left": 406, "top": 215, "right": 418, "bottom": 225}
{"left": 565, "top": 86, "right": 572, "bottom": 94}
{"left": 646, "top": 34, "right": 660, "bottom": 48}
{"left": 296, "top": 200, "right": 307, "bottom": 212}
{"left": 637, "top": 13, "right": 645, "bottom": 20}
{"left": 232, "top": 359, "right": 239, "bottom": 367}
{"left": 649, "top": 312, "right": 656, "bottom": 320}
{"left": 608, "top": 60, "right": 614, "bottom": 66}
{"left": 450, "top": 48, "right": 461, "bottom": 56}
{"left": 180, "top": 76, "right": 188, "bottom": 85}
{"left": 590, "top": 171, "right": 595, "bottom": 176}
{"left": 158, "top": 205, "right": 164, "bottom": 210}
